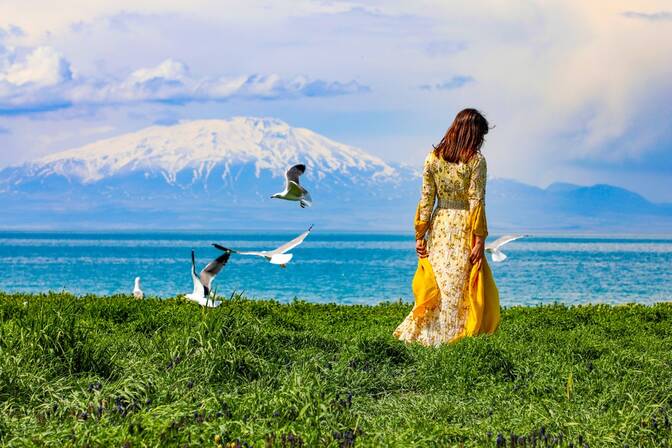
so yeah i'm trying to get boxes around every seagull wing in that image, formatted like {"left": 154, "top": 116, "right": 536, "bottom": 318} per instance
{"left": 286, "top": 181, "right": 305, "bottom": 199}
{"left": 271, "top": 225, "right": 313, "bottom": 255}
{"left": 200, "top": 251, "right": 231, "bottom": 290}
{"left": 236, "top": 251, "right": 270, "bottom": 258}
{"left": 285, "top": 164, "right": 306, "bottom": 187}
{"left": 212, "top": 243, "right": 269, "bottom": 259}
{"left": 486, "top": 234, "right": 525, "bottom": 251}
{"left": 190, "top": 250, "right": 205, "bottom": 298}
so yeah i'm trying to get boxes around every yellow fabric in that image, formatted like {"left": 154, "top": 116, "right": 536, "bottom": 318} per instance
{"left": 412, "top": 204, "right": 439, "bottom": 320}
{"left": 411, "top": 257, "right": 440, "bottom": 319}
{"left": 451, "top": 203, "right": 500, "bottom": 342}
{"left": 469, "top": 202, "right": 488, "bottom": 238}
{"left": 414, "top": 204, "right": 430, "bottom": 241}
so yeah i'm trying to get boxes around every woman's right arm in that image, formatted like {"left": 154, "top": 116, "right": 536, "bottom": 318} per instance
{"left": 415, "top": 154, "right": 436, "bottom": 258}
{"left": 467, "top": 154, "right": 488, "bottom": 264}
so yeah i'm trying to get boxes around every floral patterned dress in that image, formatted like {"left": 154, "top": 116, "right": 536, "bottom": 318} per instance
{"left": 394, "top": 150, "right": 498, "bottom": 346}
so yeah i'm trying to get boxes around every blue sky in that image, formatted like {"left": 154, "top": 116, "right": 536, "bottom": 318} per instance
{"left": 1, "top": 1, "right": 671, "bottom": 201}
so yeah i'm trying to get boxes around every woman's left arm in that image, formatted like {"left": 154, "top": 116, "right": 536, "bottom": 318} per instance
{"left": 417, "top": 155, "right": 437, "bottom": 225}
{"left": 415, "top": 155, "right": 436, "bottom": 258}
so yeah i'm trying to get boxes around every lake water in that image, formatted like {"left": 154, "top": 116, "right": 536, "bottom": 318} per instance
{"left": 0, "top": 231, "right": 670, "bottom": 306}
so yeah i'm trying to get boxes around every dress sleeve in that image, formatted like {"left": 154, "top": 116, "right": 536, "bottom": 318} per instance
{"left": 415, "top": 154, "right": 436, "bottom": 240}
{"left": 468, "top": 154, "right": 488, "bottom": 237}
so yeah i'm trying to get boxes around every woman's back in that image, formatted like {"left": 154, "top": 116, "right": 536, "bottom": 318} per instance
{"left": 427, "top": 151, "right": 484, "bottom": 203}
{"left": 417, "top": 151, "right": 487, "bottom": 223}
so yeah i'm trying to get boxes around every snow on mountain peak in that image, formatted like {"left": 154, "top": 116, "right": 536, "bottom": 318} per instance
{"left": 35, "top": 116, "right": 396, "bottom": 183}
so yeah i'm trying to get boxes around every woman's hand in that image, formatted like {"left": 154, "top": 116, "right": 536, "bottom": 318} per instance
{"left": 470, "top": 236, "right": 485, "bottom": 265}
{"left": 416, "top": 239, "right": 428, "bottom": 258}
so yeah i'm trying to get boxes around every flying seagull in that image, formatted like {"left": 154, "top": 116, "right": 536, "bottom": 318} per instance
{"left": 213, "top": 225, "right": 313, "bottom": 267}
{"left": 271, "top": 164, "right": 312, "bottom": 208}
{"left": 133, "top": 277, "right": 144, "bottom": 300}
{"left": 485, "top": 234, "right": 525, "bottom": 262}
{"left": 184, "top": 249, "right": 232, "bottom": 307}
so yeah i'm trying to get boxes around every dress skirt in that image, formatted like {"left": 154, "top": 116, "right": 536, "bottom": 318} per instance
{"left": 394, "top": 208, "right": 472, "bottom": 346}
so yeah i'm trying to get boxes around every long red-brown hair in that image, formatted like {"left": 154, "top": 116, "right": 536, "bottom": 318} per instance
{"left": 433, "top": 108, "right": 489, "bottom": 163}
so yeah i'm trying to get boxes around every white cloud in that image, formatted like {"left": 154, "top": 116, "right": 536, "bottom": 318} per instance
{"left": 0, "top": 51, "right": 369, "bottom": 112}
{"left": 1, "top": 46, "right": 71, "bottom": 86}
{"left": 127, "top": 58, "right": 188, "bottom": 84}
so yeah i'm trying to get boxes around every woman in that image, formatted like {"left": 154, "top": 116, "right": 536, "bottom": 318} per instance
{"left": 394, "top": 108, "right": 500, "bottom": 346}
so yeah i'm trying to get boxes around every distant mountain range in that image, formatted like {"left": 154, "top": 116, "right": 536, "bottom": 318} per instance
{"left": 487, "top": 179, "right": 672, "bottom": 233}
{"left": 0, "top": 117, "right": 670, "bottom": 233}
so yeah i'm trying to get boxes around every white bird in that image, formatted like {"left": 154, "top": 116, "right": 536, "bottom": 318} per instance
{"left": 133, "top": 277, "right": 144, "bottom": 299}
{"left": 184, "top": 248, "right": 232, "bottom": 307}
{"left": 271, "top": 164, "right": 312, "bottom": 208}
{"left": 485, "top": 234, "right": 525, "bottom": 262}
{"left": 213, "top": 225, "right": 313, "bottom": 267}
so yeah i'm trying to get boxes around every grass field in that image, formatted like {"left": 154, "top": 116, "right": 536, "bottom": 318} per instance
{"left": 1, "top": 293, "right": 671, "bottom": 447}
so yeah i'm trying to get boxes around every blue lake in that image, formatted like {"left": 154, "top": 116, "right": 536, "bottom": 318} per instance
{"left": 0, "top": 231, "right": 670, "bottom": 306}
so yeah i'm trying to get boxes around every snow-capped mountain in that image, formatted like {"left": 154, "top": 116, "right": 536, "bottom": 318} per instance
{"left": 27, "top": 117, "right": 397, "bottom": 185}
{"left": 0, "top": 117, "right": 418, "bottom": 229}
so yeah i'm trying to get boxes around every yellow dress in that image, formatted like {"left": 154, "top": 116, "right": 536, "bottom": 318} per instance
{"left": 394, "top": 151, "right": 500, "bottom": 346}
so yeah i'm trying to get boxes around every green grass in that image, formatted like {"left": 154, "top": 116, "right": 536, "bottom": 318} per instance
{"left": 1, "top": 293, "right": 671, "bottom": 447}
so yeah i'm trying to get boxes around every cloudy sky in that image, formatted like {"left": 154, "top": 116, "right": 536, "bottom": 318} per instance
{"left": 1, "top": 1, "right": 671, "bottom": 201}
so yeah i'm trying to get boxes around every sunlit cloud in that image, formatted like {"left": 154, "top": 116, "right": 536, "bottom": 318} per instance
{"left": 1, "top": 46, "right": 72, "bottom": 87}
{"left": 0, "top": 50, "right": 370, "bottom": 114}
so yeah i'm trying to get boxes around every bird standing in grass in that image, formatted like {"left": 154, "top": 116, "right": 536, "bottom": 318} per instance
{"left": 271, "top": 164, "right": 312, "bottom": 208}
{"left": 133, "top": 277, "right": 144, "bottom": 299}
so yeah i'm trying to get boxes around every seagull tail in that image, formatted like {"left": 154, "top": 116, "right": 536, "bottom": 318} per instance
{"left": 491, "top": 249, "right": 508, "bottom": 263}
